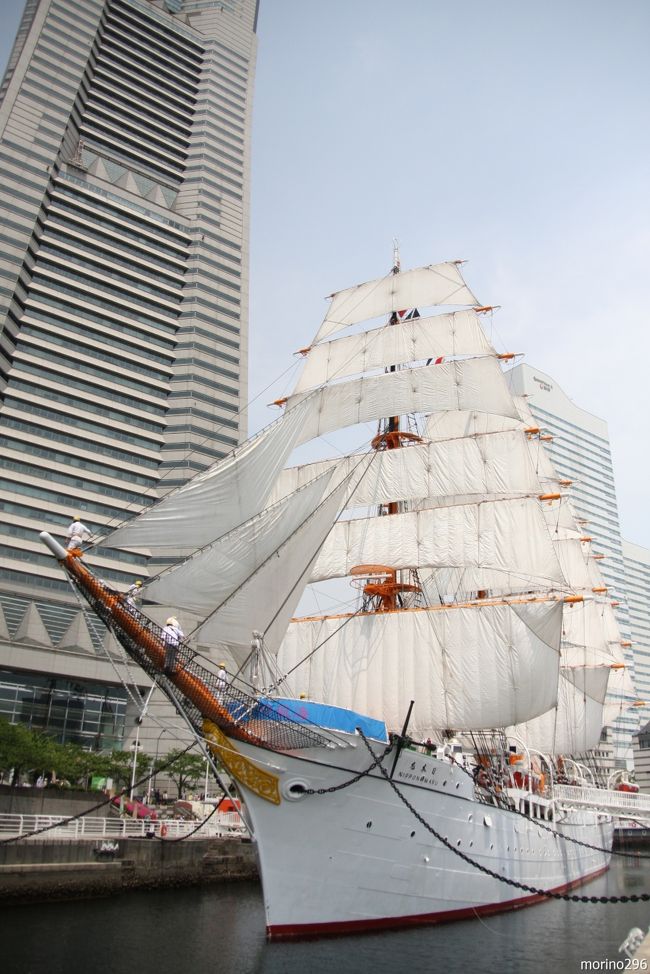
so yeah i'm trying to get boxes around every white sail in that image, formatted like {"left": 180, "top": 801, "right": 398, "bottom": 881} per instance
{"left": 561, "top": 599, "right": 624, "bottom": 668}
{"left": 512, "top": 666, "right": 612, "bottom": 755}
{"left": 420, "top": 567, "right": 555, "bottom": 602}
{"left": 311, "top": 497, "right": 565, "bottom": 588}
{"left": 94, "top": 262, "right": 620, "bottom": 763}
{"left": 526, "top": 432, "right": 560, "bottom": 485}
{"left": 313, "top": 262, "right": 479, "bottom": 343}
{"left": 294, "top": 310, "right": 495, "bottom": 394}
{"left": 603, "top": 666, "right": 639, "bottom": 726}
{"left": 288, "top": 357, "right": 520, "bottom": 446}
{"left": 278, "top": 600, "right": 562, "bottom": 736}
{"left": 105, "top": 398, "right": 311, "bottom": 550}
{"left": 193, "top": 473, "right": 357, "bottom": 663}
{"left": 513, "top": 395, "right": 562, "bottom": 482}
{"left": 542, "top": 497, "right": 583, "bottom": 541}
{"left": 267, "top": 430, "right": 544, "bottom": 510}
{"left": 144, "top": 466, "right": 337, "bottom": 616}
{"left": 554, "top": 538, "right": 605, "bottom": 592}
{"left": 425, "top": 399, "right": 561, "bottom": 487}
{"left": 426, "top": 409, "right": 520, "bottom": 441}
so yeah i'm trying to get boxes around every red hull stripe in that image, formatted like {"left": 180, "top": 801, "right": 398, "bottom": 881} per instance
{"left": 267, "top": 864, "right": 609, "bottom": 941}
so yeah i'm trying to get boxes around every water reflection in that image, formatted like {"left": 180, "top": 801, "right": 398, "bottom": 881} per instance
{"left": 4, "top": 854, "right": 650, "bottom": 974}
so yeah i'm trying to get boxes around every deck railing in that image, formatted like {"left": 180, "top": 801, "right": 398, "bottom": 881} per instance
{"left": 555, "top": 784, "right": 650, "bottom": 817}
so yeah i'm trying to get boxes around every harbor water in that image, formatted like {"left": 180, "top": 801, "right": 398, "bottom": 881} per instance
{"left": 4, "top": 851, "right": 650, "bottom": 974}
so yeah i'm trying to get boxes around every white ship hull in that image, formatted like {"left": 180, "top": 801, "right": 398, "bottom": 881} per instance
{"left": 231, "top": 732, "right": 613, "bottom": 940}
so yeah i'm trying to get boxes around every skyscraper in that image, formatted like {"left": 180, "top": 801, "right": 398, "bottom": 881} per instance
{"left": 507, "top": 362, "right": 637, "bottom": 764}
{"left": 0, "top": 0, "right": 259, "bottom": 752}
{"left": 623, "top": 540, "right": 650, "bottom": 734}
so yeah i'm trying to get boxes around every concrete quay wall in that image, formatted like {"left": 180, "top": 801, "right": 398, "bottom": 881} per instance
{"left": 0, "top": 785, "right": 106, "bottom": 818}
{"left": 0, "top": 837, "right": 258, "bottom": 902}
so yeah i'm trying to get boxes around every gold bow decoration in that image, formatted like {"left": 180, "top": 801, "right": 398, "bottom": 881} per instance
{"left": 203, "top": 719, "right": 281, "bottom": 806}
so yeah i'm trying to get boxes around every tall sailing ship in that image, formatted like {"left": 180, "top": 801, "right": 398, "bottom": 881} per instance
{"left": 41, "top": 258, "right": 637, "bottom": 939}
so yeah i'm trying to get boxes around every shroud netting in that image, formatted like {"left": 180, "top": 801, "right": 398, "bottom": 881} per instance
{"left": 65, "top": 555, "right": 334, "bottom": 753}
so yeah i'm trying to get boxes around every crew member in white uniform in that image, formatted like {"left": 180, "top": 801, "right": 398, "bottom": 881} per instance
{"left": 162, "top": 616, "right": 184, "bottom": 674}
{"left": 66, "top": 516, "right": 92, "bottom": 550}
{"left": 125, "top": 580, "right": 143, "bottom": 610}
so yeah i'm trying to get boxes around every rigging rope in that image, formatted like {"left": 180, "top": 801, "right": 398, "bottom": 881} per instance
{"left": 274, "top": 604, "right": 366, "bottom": 688}
{"left": 161, "top": 799, "right": 221, "bottom": 843}
{"left": 66, "top": 574, "right": 144, "bottom": 710}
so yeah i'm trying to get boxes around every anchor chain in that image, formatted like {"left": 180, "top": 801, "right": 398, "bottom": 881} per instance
{"left": 304, "top": 741, "right": 393, "bottom": 795}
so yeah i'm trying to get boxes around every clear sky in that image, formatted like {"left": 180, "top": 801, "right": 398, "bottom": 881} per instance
{"left": 0, "top": 0, "right": 648, "bottom": 545}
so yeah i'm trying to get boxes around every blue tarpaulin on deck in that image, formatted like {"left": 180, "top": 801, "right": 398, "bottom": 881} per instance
{"left": 256, "top": 697, "right": 388, "bottom": 743}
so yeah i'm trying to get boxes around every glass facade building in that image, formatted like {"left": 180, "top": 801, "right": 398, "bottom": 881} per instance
{"left": 0, "top": 0, "right": 259, "bottom": 753}
{"left": 0, "top": 669, "right": 127, "bottom": 749}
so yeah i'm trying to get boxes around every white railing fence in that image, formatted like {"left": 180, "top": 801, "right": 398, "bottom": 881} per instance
{"left": 555, "top": 784, "right": 650, "bottom": 817}
{"left": 0, "top": 811, "right": 245, "bottom": 841}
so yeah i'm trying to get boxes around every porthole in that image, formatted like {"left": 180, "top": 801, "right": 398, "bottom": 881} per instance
{"left": 281, "top": 778, "right": 310, "bottom": 802}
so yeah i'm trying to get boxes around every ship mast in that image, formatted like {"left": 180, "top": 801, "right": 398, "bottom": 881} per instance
{"left": 354, "top": 242, "right": 423, "bottom": 613}
{"left": 386, "top": 239, "right": 401, "bottom": 516}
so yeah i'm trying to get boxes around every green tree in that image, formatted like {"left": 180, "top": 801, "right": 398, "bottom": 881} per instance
{"left": 52, "top": 742, "right": 106, "bottom": 789}
{"left": 0, "top": 718, "right": 57, "bottom": 786}
{"left": 0, "top": 719, "right": 156, "bottom": 792}
{"left": 98, "top": 749, "right": 151, "bottom": 792}
{"left": 155, "top": 749, "right": 205, "bottom": 799}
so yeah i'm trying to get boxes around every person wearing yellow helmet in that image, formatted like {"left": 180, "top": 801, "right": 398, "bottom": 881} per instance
{"left": 125, "top": 579, "right": 143, "bottom": 611}
{"left": 216, "top": 661, "right": 228, "bottom": 695}
{"left": 162, "top": 616, "right": 184, "bottom": 675}
{"left": 66, "top": 515, "right": 92, "bottom": 550}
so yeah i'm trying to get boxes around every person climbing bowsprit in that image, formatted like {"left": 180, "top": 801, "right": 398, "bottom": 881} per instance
{"left": 162, "top": 616, "right": 184, "bottom": 675}
{"left": 66, "top": 515, "right": 92, "bottom": 550}
{"left": 124, "top": 579, "right": 143, "bottom": 612}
